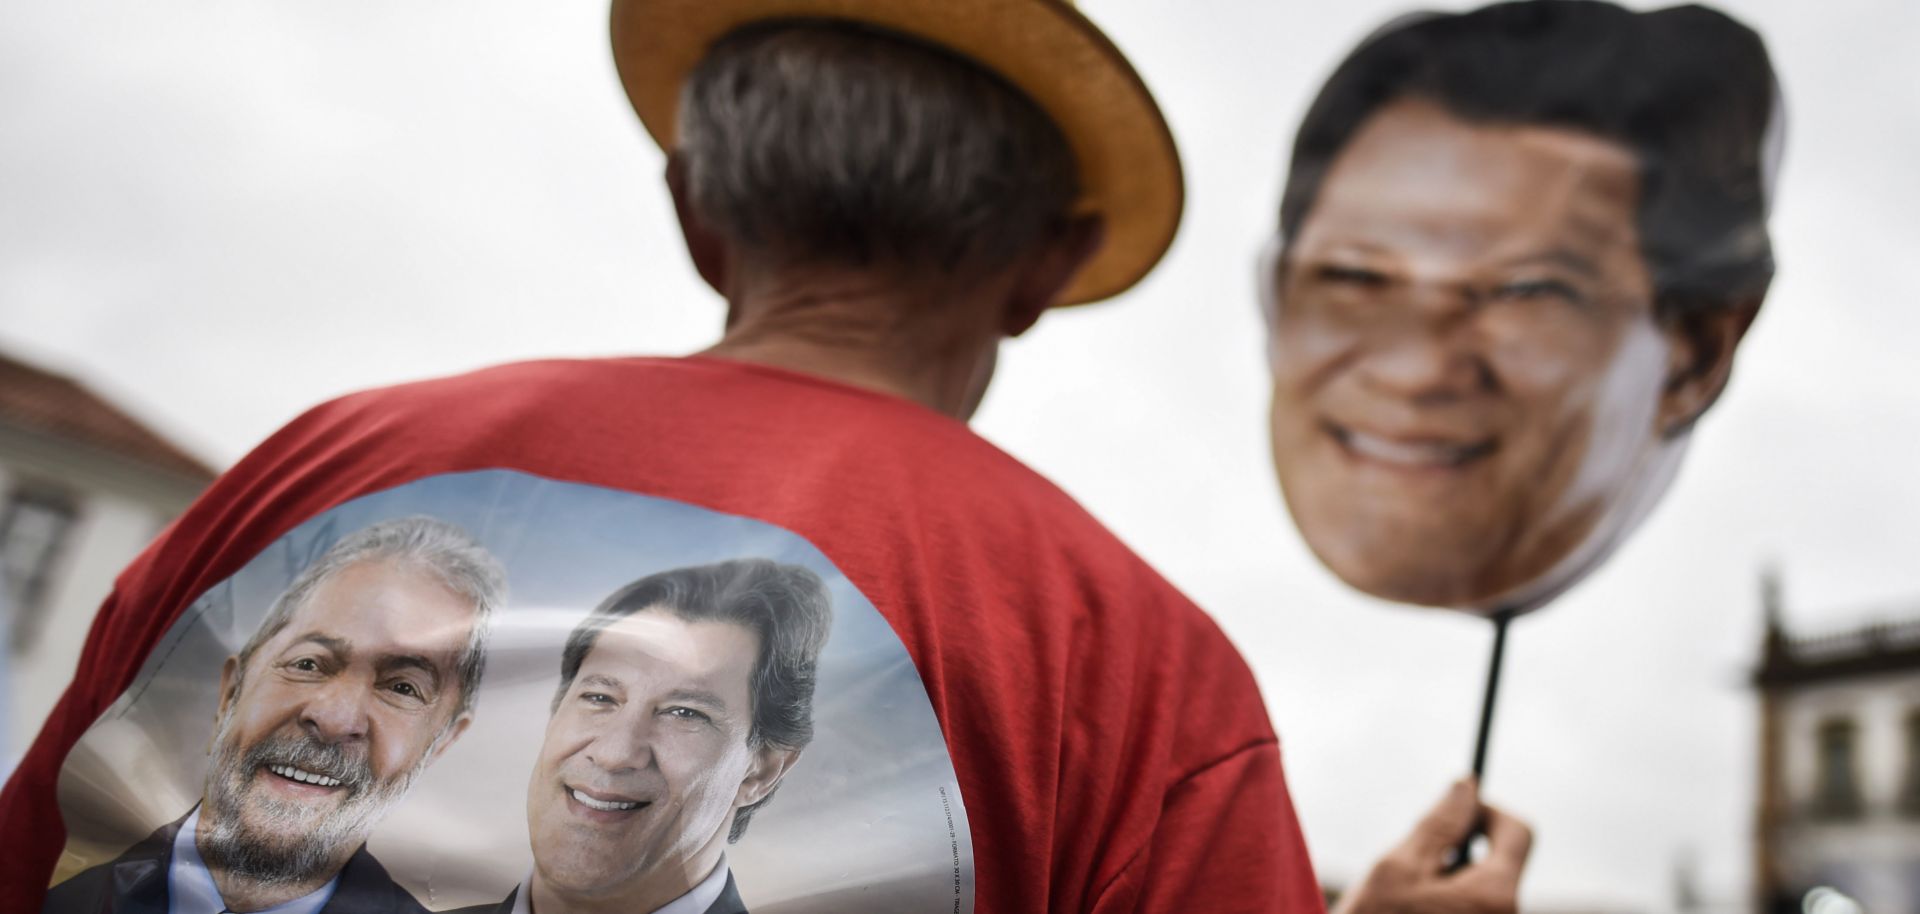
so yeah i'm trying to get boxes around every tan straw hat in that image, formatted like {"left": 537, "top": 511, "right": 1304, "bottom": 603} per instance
{"left": 610, "top": 0, "right": 1183, "bottom": 306}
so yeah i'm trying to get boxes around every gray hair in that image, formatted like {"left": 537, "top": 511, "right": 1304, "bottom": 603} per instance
{"left": 235, "top": 516, "right": 506, "bottom": 720}
{"left": 677, "top": 20, "right": 1080, "bottom": 274}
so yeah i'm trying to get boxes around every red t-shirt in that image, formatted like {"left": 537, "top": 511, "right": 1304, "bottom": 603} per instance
{"left": 4, "top": 356, "right": 1322, "bottom": 913}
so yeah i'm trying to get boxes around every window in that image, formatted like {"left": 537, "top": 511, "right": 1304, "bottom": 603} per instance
{"left": 0, "top": 486, "right": 79, "bottom": 654}
{"left": 1811, "top": 717, "right": 1864, "bottom": 820}
{"left": 1901, "top": 711, "right": 1920, "bottom": 817}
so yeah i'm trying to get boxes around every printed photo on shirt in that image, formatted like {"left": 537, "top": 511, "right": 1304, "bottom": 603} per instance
{"left": 44, "top": 470, "right": 975, "bottom": 914}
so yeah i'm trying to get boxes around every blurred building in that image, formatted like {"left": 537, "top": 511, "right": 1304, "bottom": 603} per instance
{"left": 0, "top": 350, "right": 215, "bottom": 773}
{"left": 1754, "top": 571, "right": 1920, "bottom": 914}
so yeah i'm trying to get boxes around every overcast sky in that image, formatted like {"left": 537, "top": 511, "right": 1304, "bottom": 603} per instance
{"left": 6, "top": 1, "right": 1919, "bottom": 910}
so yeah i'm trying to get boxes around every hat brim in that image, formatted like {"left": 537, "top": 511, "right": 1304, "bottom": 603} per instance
{"left": 610, "top": 0, "right": 1183, "bottom": 306}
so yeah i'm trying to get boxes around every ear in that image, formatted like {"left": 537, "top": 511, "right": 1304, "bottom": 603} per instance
{"left": 1656, "top": 299, "right": 1760, "bottom": 437}
{"left": 667, "top": 152, "right": 730, "bottom": 296}
{"left": 1003, "top": 213, "right": 1106, "bottom": 337}
{"left": 735, "top": 745, "right": 801, "bottom": 810}
{"left": 210, "top": 655, "right": 242, "bottom": 755}
{"left": 1256, "top": 235, "right": 1288, "bottom": 332}
{"left": 424, "top": 712, "right": 473, "bottom": 767}
{"left": 215, "top": 655, "right": 242, "bottom": 720}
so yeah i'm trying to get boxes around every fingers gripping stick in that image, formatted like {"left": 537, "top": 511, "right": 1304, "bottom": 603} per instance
{"left": 1336, "top": 779, "right": 1534, "bottom": 914}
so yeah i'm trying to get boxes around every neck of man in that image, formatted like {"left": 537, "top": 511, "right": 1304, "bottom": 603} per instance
{"left": 194, "top": 812, "right": 353, "bottom": 914}
{"left": 528, "top": 833, "right": 727, "bottom": 914}
{"left": 699, "top": 260, "right": 1010, "bottom": 422}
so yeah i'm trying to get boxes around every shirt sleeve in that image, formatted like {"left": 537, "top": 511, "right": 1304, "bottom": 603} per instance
{"left": 1090, "top": 739, "right": 1327, "bottom": 914}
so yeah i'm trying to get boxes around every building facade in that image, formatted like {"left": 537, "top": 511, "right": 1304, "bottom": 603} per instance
{"left": 0, "top": 351, "right": 215, "bottom": 774}
{"left": 1754, "top": 572, "right": 1920, "bottom": 914}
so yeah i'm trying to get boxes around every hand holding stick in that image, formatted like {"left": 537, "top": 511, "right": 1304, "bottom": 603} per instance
{"left": 1335, "top": 778, "right": 1533, "bottom": 914}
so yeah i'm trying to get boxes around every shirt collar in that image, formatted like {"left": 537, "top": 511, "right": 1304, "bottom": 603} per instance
{"left": 655, "top": 858, "right": 731, "bottom": 914}
{"left": 169, "top": 805, "right": 343, "bottom": 914}
{"left": 515, "top": 856, "right": 730, "bottom": 914}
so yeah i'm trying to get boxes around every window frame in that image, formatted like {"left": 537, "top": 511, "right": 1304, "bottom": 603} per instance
{"left": 0, "top": 483, "right": 81, "bottom": 655}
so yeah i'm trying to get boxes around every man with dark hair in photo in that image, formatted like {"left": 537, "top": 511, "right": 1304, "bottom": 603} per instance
{"left": 43, "top": 517, "right": 506, "bottom": 914}
{"left": 1261, "top": 2, "right": 1777, "bottom": 909}
{"left": 462, "top": 559, "right": 830, "bottom": 914}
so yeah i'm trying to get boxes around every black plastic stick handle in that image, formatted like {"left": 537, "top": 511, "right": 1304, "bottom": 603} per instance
{"left": 1448, "top": 610, "right": 1514, "bottom": 872}
{"left": 1470, "top": 610, "right": 1514, "bottom": 782}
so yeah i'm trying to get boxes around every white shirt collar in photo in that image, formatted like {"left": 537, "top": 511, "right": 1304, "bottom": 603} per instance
{"left": 513, "top": 856, "right": 730, "bottom": 914}
{"left": 168, "top": 805, "right": 341, "bottom": 914}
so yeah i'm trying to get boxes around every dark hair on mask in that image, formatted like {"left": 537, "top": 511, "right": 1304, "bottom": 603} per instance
{"left": 1280, "top": 0, "right": 1781, "bottom": 316}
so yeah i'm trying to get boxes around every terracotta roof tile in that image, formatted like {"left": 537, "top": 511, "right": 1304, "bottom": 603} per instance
{"left": 0, "top": 350, "right": 217, "bottom": 483}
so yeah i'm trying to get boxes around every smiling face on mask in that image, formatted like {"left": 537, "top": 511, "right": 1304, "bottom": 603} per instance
{"left": 1266, "top": 98, "right": 1707, "bottom": 611}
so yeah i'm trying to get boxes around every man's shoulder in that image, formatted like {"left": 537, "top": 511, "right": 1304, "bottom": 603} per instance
{"left": 297, "top": 355, "right": 977, "bottom": 443}
{"left": 41, "top": 859, "right": 123, "bottom": 914}
{"left": 324, "top": 846, "right": 432, "bottom": 914}
{"left": 276, "top": 353, "right": 1204, "bottom": 617}
{"left": 440, "top": 885, "right": 515, "bottom": 914}
{"left": 39, "top": 833, "right": 430, "bottom": 914}
{"left": 707, "top": 872, "right": 748, "bottom": 914}
{"left": 308, "top": 356, "right": 650, "bottom": 416}
{"left": 39, "top": 819, "right": 178, "bottom": 914}
{"left": 317, "top": 354, "right": 1105, "bottom": 522}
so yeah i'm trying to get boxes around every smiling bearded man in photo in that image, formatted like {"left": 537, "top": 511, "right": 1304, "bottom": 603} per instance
{"left": 43, "top": 517, "right": 505, "bottom": 914}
